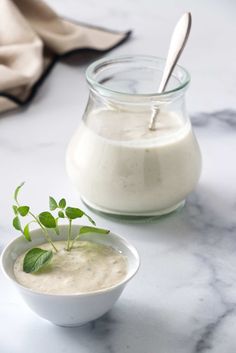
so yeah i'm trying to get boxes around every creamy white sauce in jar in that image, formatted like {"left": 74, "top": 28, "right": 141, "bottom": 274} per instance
{"left": 14, "top": 241, "right": 128, "bottom": 295}
{"left": 66, "top": 109, "right": 201, "bottom": 214}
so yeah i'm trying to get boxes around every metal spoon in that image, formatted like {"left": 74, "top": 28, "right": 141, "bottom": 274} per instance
{"left": 149, "top": 12, "right": 192, "bottom": 131}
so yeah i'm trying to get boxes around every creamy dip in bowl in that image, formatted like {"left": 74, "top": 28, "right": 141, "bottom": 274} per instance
{"left": 1, "top": 225, "right": 140, "bottom": 326}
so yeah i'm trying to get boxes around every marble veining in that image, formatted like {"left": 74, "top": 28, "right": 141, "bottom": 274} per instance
{"left": 1, "top": 109, "right": 235, "bottom": 353}
{"left": 1, "top": 111, "right": 236, "bottom": 353}
{"left": 191, "top": 109, "right": 236, "bottom": 129}
{"left": 193, "top": 308, "right": 234, "bottom": 353}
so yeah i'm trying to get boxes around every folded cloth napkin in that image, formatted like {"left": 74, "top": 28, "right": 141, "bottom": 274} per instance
{"left": 0, "top": 0, "right": 130, "bottom": 113}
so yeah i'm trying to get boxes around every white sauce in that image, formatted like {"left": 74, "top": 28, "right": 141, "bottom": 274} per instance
{"left": 14, "top": 241, "right": 128, "bottom": 295}
{"left": 66, "top": 109, "right": 201, "bottom": 213}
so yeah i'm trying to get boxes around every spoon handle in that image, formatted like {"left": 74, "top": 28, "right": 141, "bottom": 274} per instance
{"left": 149, "top": 12, "right": 192, "bottom": 130}
{"left": 158, "top": 12, "right": 192, "bottom": 93}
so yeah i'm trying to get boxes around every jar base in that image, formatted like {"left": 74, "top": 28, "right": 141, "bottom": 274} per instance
{"left": 81, "top": 197, "right": 185, "bottom": 218}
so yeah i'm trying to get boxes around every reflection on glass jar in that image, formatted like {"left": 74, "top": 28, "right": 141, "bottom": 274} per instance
{"left": 66, "top": 56, "right": 201, "bottom": 216}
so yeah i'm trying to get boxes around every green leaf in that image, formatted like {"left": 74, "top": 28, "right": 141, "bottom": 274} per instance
{"left": 49, "top": 196, "right": 58, "bottom": 211}
{"left": 18, "top": 206, "right": 30, "bottom": 217}
{"left": 59, "top": 198, "right": 66, "bottom": 209}
{"left": 12, "top": 205, "right": 18, "bottom": 215}
{"left": 39, "top": 212, "right": 56, "bottom": 228}
{"left": 70, "top": 226, "right": 110, "bottom": 249}
{"left": 23, "top": 248, "right": 53, "bottom": 273}
{"left": 65, "top": 207, "right": 84, "bottom": 220}
{"left": 58, "top": 210, "right": 65, "bottom": 218}
{"left": 84, "top": 213, "right": 96, "bottom": 226}
{"left": 13, "top": 216, "right": 22, "bottom": 231}
{"left": 23, "top": 223, "right": 31, "bottom": 241}
{"left": 14, "top": 182, "right": 25, "bottom": 204}
{"left": 79, "top": 226, "right": 110, "bottom": 235}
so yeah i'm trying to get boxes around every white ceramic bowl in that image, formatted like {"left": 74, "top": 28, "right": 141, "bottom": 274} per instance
{"left": 1, "top": 225, "right": 140, "bottom": 326}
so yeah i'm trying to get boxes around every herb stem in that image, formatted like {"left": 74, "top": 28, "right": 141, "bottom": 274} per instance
{"left": 66, "top": 219, "right": 72, "bottom": 251}
{"left": 69, "top": 233, "right": 80, "bottom": 251}
{"left": 29, "top": 211, "right": 58, "bottom": 253}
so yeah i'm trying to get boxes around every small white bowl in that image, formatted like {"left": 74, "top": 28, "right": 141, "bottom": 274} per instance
{"left": 1, "top": 225, "right": 140, "bottom": 326}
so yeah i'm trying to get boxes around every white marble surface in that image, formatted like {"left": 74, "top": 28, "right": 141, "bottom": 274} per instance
{"left": 1, "top": 0, "right": 236, "bottom": 352}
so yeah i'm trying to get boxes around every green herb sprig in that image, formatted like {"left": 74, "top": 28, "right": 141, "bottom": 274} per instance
{"left": 12, "top": 183, "right": 109, "bottom": 273}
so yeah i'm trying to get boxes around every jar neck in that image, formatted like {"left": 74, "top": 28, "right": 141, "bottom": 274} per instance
{"left": 84, "top": 55, "right": 190, "bottom": 125}
{"left": 87, "top": 86, "right": 188, "bottom": 116}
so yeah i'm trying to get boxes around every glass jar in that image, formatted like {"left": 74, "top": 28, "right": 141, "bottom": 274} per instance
{"left": 66, "top": 56, "right": 201, "bottom": 216}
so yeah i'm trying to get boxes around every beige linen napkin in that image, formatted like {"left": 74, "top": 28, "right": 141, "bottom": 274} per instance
{"left": 0, "top": 0, "right": 131, "bottom": 113}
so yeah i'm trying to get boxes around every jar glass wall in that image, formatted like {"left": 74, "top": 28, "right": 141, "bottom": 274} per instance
{"left": 66, "top": 56, "right": 201, "bottom": 216}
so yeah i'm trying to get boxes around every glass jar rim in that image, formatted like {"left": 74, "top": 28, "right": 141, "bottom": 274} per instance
{"left": 86, "top": 55, "right": 191, "bottom": 99}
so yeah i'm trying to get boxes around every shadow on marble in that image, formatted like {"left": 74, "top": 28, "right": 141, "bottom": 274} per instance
{"left": 97, "top": 184, "right": 236, "bottom": 248}
{"left": 50, "top": 302, "right": 170, "bottom": 353}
